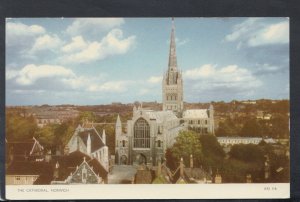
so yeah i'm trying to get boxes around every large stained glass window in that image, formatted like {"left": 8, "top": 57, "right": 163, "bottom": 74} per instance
{"left": 134, "top": 118, "right": 150, "bottom": 148}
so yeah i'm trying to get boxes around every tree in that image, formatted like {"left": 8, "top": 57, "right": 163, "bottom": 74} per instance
{"left": 240, "top": 118, "right": 262, "bottom": 137}
{"left": 199, "top": 134, "right": 225, "bottom": 171}
{"left": 270, "top": 114, "right": 289, "bottom": 138}
{"left": 170, "top": 130, "right": 203, "bottom": 167}
{"left": 6, "top": 112, "right": 38, "bottom": 141}
{"left": 165, "top": 148, "right": 177, "bottom": 171}
{"left": 199, "top": 135, "right": 225, "bottom": 157}
{"left": 215, "top": 118, "right": 239, "bottom": 137}
{"left": 229, "top": 144, "right": 264, "bottom": 163}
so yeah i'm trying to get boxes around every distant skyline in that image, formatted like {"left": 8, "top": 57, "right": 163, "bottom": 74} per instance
{"left": 6, "top": 18, "right": 289, "bottom": 105}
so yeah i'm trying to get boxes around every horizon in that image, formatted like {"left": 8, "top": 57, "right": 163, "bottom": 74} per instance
{"left": 5, "top": 98, "right": 290, "bottom": 107}
{"left": 6, "top": 18, "right": 289, "bottom": 105}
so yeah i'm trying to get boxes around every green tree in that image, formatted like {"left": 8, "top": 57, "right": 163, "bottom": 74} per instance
{"left": 199, "top": 134, "right": 225, "bottom": 171}
{"left": 270, "top": 114, "right": 289, "bottom": 138}
{"left": 165, "top": 148, "right": 177, "bottom": 171}
{"left": 216, "top": 118, "right": 239, "bottom": 137}
{"left": 240, "top": 118, "right": 262, "bottom": 137}
{"left": 170, "top": 130, "right": 203, "bottom": 167}
{"left": 229, "top": 144, "right": 264, "bottom": 163}
{"left": 6, "top": 112, "right": 38, "bottom": 141}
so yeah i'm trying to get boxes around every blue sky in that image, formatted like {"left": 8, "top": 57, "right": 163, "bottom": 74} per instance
{"left": 6, "top": 17, "right": 289, "bottom": 105}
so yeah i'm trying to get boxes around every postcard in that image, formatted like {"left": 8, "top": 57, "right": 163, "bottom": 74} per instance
{"left": 5, "top": 17, "right": 290, "bottom": 199}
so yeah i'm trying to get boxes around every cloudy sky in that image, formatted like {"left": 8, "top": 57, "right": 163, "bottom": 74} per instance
{"left": 6, "top": 17, "right": 289, "bottom": 105}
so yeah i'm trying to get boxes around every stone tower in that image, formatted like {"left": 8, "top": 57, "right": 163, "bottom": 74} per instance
{"left": 115, "top": 114, "right": 129, "bottom": 165}
{"left": 162, "top": 18, "right": 184, "bottom": 116}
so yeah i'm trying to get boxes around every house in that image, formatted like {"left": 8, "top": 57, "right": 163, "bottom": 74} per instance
{"left": 65, "top": 123, "right": 109, "bottom": 171}
{"left": 174, "top": 157, "right": 212, "bottom": 184}
{"left": 51, "top": 151, "right": 108, "bottom": 184}
{"left": 6, "top": 150, "right": 108, "bottom": 185}
{"left": 6, "top": 137, "right": 44, "bottom": 163}
{"left": 6, "top": 161, "right": 53, "bottom": 185}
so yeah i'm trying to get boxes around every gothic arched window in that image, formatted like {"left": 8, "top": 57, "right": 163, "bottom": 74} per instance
{"left": 157, "top": 140, "right": 161, "bottom": 147}
{"left": 134, "top": 118, "right": 150, "bottom": 148}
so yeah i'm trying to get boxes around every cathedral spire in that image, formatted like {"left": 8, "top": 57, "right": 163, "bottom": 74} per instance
{"left": 168, "top": 17, "right": 177, "bottom": 71}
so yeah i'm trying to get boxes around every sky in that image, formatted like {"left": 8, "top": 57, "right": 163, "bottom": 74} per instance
{"left": 5, "top": 17, "right": 289, "bottom": 105}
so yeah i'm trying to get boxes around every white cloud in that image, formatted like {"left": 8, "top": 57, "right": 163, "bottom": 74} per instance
{"left": 147, "top": 76, "right": 163, "bottom": 84}
{"left": 61, "top": 36, "right": 87, "bottom": 53}
{"left": 6, "top": 70, "right": 19, "bottom": 80}
{"left": 66, "top": 18, "right": 124, "bottom": 36}
{"left": 87, "top": 80, "right": 133, "bottom": 93}
{"left": 253, "top": 63, "right": 286, "bottom": 75}
{"left": 225, "top": 18, "right": 260, "bottom": 42}
{"left": 184, "top": 64, "right": 215, "bottom": 79}
{"left": 6, "top": 22, "right": 46, "bottom": 47}
{"left": 9, "top": 64, "right": 133, "bottom": 93}
{"left": 14, "top": 64, "right": 75, "bottom": 85}
{"left": 31, "top": 34, "right": 63, "bottom": 52}
{"left": 184, "top": 64, "right": 262, "bottom": 92}
{"left": 6, "top": 22, "right": 45, "bottom": 38}
{"left": 61, "top": 29, "right": 135, "bottom": 64}
{"left": 225, "top": 18, "right": 289, "bottom": 48}
{"left": 166, "top": 37, "right": 190, "bottom": 46}
{"left": 177, "top": 38, "right": 190, "bottom": 46}
{"left": 247, "top": 21, "right": 289, "bottom": 47}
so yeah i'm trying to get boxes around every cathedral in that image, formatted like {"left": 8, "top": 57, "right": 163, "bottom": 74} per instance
{"left": 115, "top": 19, "right": 214, "bottom": 166}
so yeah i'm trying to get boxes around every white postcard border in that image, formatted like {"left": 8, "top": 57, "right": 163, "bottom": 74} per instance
{"left": 6, "top": 183, "right": 290, "bottom": 200}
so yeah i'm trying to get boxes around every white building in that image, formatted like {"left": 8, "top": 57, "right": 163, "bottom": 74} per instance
{"left": 183, "top": 105, "right": 215, "bottom": 135}
{"left": 115, "top": 18, "right": 215, "bottom": 166}
{"left": 217, "top": 137, "right": 276, "bottom": 147}
{"left": 65, "top": 123, "right": 109, "bottom": 171}
{"left": 115, "top": 108, "right": 185, "bottom": 166}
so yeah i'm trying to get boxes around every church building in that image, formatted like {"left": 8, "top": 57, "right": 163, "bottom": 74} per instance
{"left": 162, "top": 18, "right": 184, "bottom": 116}
{"left": 115, "top": 18, "right": 214, "bottom": 166}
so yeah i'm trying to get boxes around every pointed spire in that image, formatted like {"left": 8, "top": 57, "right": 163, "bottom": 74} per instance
{"left": 87, "top": 134, "right": 91, "bottom": 155}
{"left": 116, "top": 114, "right": 121, "bottom": 127}
{"left": 168, "top": 17, "right": 178, "bottom": 72}
{"left": 102, "top": 129, "right": 106, "bottom": 144}
{"left": 180, "top": 157, "right": 184, "bottom": 177}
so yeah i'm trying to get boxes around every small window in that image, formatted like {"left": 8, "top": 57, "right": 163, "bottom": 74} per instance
{"left": 157, "top": 140, "right": 161, "bottom": 147}
{"left": 122, "top": 140, "right": 126, "bottom": 147}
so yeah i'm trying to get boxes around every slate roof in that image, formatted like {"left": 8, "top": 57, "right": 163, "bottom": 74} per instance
{"left": 78, "top": 128, "right": 105, "bottom": 153}
{"left": 183, "top": 168, "right": 212, "bottom": 183}
{"left": 183, "top": 109, "right": 209, "bottom": 119}
{"left": 54, "top": 151, "right": 108, "bottom": 183}
{"left": 6, "top": 161, "right": 54, "bottom": 185}
{"left": 6, "top": 151, "right": 108, "bottom": 185}
{"left": 6, "top": 138, "right": 44, "bottom": 161}
{"left": 145, "top": 110, "right": 178, "bottom": 123}
{"left": 7, "top": 140, "right": 35, "bottom": 156}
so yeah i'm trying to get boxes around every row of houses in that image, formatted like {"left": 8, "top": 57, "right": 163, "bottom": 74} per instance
{"left": 6, "top": 122, "right": 109, "bottom": 185}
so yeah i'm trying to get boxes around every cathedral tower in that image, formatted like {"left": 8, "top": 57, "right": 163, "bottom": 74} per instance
{"left": 162, "top": 18, "right": 184, "bottom": 116}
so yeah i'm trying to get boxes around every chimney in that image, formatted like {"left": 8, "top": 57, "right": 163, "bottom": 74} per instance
{"left": 157, "top": 158, "right": 162, "bottom": 177}
{"left": 246, "top": 174, "right": 252, "bottom": 183}
{"left": 87, "top": 134, "right": 91, "bottom": 155}
{"left": 45, "top": 150, "right": 52, "bottom": 162}
{"left": 190, "top": 154, "right": 193, "bottom": 168}
{"left": 53, "top": 161, "right": 59, "bottom": 179}
{"left": 102, "top": 129, "right": 106, "bottom": 144}
{"left": 214, "top": 169, "right": 222, "bottom": 184}
{"left": 180, "top": 157, "right": 184, "bottom": 177}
